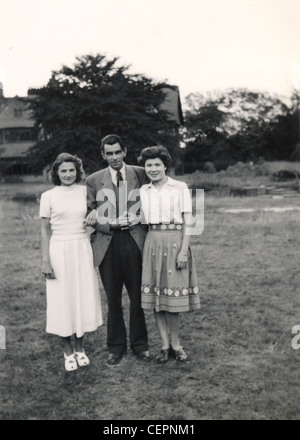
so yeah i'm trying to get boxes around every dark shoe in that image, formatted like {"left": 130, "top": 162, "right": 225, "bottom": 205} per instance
{"left": 173, "top": 348, "right": 188, "bottom": 362}
{"left": 135, "top": 350, "right": 151, "bottom": 362}
{"left": 107, "top": 352, "right": 123, "bottom": 365}
{"left": 156, "top": 349, "right": 170, "bottom": 363}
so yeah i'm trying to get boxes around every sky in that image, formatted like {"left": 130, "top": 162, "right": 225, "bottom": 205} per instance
{"left": 1, "top": 0, "right": 300, "bottom": 104}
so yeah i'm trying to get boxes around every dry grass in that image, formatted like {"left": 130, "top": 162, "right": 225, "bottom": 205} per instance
{"left": 0, "top": 181, "right": 300, "bottom": 420}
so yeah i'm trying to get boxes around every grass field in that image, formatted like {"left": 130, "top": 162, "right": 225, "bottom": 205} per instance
{"left": 0, "top": 180, "right": 300, "bottom": 420}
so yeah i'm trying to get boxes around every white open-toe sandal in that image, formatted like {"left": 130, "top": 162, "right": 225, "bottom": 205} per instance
{"left": 75, "top": 349, "right": 90, "bottom": 367}
{"left": 64, "top": 352, "right": 78, "bottom": 372}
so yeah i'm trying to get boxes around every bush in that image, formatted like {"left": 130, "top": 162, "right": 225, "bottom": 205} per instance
{"left": 221, "top": 161, "right": 269, "bottom": 178}
{"left": 203, "top": 161, "right": 217, "bottom": 173}
{"left": 272, "top": 169, "right": 300, "bottom": 181}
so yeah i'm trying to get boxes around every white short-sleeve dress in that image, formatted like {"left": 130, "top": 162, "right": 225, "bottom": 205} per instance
{"left": 40, "top": 184, "right": 103, "bottom": 337}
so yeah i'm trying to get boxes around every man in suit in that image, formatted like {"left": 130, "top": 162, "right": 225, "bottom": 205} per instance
{"left": 86, "top": 134, "right": 150, "bottom": 365}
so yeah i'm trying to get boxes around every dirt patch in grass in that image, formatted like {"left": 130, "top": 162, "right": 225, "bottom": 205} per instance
{"left": 1, "top": 184, "right": 300, "bottom": 420}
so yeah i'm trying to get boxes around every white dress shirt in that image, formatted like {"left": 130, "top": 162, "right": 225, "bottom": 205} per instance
{"left": 140, "top": 177, "right": 192, "bottom": 225}
{"left": 109, "top": 165, "right": 126, "bottom": 186}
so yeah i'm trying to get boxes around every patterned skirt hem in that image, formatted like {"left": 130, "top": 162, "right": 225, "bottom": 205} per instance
{"left": 141, "top": 289, "right": 200, "bottom": 313}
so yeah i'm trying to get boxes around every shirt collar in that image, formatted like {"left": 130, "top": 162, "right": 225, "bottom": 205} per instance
{"left": 144, "top": 176, "right": 177, "bottom": 190}
{"left": 109, "top": 164, "right": 126, "bottom": 180}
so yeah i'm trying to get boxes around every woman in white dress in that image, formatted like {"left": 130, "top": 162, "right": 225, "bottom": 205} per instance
{"left": 40, "top": 153, "right": 103, "bottom": 371}
{"left": 138, "top": 146, "right": 200, "bottom": 363}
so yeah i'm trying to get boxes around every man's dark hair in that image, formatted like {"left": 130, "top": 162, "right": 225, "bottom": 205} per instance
{"left": 101, "top": 134, "right": 125, "bottom": 152}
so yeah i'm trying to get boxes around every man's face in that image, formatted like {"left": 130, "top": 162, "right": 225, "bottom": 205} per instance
{"left": 102, "top": 143, "right": 127, "bottom": 171}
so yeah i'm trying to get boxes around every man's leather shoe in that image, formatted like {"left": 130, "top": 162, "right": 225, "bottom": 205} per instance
{"left": 107, "top": 352, "right": 123, "bottom": 365}
{"left": 135, "top": 350, "right": 151, "bottom": 362}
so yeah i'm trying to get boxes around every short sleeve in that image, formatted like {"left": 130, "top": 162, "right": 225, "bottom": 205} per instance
{"left": 181, "top": 183, "right": 192, "bottom": 213}
{"left": 39, "top": 192, "right": 51, "bottom": 218}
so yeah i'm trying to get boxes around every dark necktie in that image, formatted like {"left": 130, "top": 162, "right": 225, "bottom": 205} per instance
{"left": 116, "top": 170, "right": 123, "bottom": 187}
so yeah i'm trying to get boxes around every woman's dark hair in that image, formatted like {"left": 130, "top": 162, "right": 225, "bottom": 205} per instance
{"left": 49, "top": 153, "right": 85, "bottom": 186}
{"left": 138, "top": 145, "right": 172, "bottom": 169}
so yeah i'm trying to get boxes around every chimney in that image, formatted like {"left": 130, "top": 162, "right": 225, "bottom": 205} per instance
{"left": 0, "top": 82, "right": 3, "bottom": 98}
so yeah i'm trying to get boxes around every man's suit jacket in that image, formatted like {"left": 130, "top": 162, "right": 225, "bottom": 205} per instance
{"left": 86, "top": 164, "right": 148, "bottom": 267}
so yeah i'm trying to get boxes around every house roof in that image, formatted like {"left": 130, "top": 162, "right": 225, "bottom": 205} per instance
{"left": 160, "top": 86, "right": 184, "bottom": 125}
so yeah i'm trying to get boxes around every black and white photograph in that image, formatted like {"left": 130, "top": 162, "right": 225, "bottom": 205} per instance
{"left": 0, "top": 0, "right": 300, "bottom": 423}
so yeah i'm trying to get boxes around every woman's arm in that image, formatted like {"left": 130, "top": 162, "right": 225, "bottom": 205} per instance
{"left": 176, "top": 212, "right": 192, "bottom": 269}
{"left": 41, "top": 217, "right": 56, "bottom": 279}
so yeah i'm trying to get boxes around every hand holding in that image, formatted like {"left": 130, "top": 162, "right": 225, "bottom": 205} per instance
{"left": 176, "top": 251, "right": 188, "bottom": 270}
{"left": 127, "top": 212, "right": 140, "bottom": 227}
{"left": 110, "top": 214, "right": 130, "bottom": 230}
{"left": 118, "top": 213, "right": 130, "bottom": 227}
{"left": 85, "top": 209, "right": 97, "bottom": 227}
{"left": 42, "top": 261, "right": 56, "bottom": 280}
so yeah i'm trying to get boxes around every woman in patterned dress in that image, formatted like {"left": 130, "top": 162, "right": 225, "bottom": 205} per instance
{"left": 40, "top": 153, "right": 103, "bottom": 371}
{"left": 138, "top": 146, "right": 200, "bottom": 363}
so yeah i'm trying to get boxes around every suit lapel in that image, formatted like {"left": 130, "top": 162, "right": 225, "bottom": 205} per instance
{"left": 101, "top": 168, "right": 114, "bottom": 191}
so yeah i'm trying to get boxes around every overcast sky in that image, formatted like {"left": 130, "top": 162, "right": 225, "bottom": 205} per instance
{"left": 1, "top": 0, "right": 300, "bottom": 103}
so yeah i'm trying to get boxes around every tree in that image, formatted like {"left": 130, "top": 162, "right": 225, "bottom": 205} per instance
{"left": 183, "top": 94, "right": 230, "bottom": 171}
{"left": 183, "top": 89, "right": 293, "bottom": 171}
{"left": 217, "top": 89, "right": 291, "bottom": 162}
{"left": 26, "top": 54, "right": 177, "bottom": 173}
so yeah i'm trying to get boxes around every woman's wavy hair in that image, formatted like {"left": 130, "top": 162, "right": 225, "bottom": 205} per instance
{"left": 49, "top": 153, "right": 85, "bottom": 186}
{"left": 138, "top": 145, "right": 172, "bottom": 170}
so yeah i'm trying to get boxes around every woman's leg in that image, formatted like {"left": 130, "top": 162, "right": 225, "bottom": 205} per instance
{"left": 154, "top": 311, "right": 170, "bottom": 349}
{"left": 62, "top": 336, "right": 78, "bottom": 371}
{"left": 74, "top": 335, "right": 90, "bottom": 366}
{"left": 74, "top": 335, "right": 84, "bottom": 353}
{"left": 62, "top": 336, "right": 73, "bottom": 356}
{"left": 165, "top": 312, "right": 181, "bottom": 350}
{"left": 165, "top": 312, "right": 188, "bottom": 361}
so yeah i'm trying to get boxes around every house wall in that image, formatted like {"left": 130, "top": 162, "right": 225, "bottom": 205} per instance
{"left": 0, "top": 91, "right": 47, "bottom": 182}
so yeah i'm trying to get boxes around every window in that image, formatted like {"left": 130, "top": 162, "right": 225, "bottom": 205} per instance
{"left": 14, "top": 108, "right": 23, "bottom": 117}
{"left": 3, "top": 162, "right": 33, "bottom": 175}
{"left": 2, "top": 128, "right": 38, "bottom": 143}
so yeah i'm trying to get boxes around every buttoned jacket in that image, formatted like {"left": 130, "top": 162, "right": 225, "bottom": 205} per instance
{"left": 86, "top": 164, "right": 148, "bottom": 266}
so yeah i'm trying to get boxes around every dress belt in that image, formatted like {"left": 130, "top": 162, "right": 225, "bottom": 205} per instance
{"left": 148, "top": 224, "right": 183, "bottom": 231}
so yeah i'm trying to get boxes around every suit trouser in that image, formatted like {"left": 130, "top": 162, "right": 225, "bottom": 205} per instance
{"left": 99, "top": 230, "right": 149, "bottom": 355}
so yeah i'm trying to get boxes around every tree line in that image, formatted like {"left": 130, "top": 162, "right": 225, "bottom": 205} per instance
{"left": 183, "top": 89, "right": 300, "bottom": 172}
{"left": 26, "top": 53, "right": 300, "bottom": 175}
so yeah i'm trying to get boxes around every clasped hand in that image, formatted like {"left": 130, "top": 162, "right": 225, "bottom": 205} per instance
{"left": 85, "top": 209, "right": 97, "bottom": 227}
{"left": 85, "top": 210, "right": 140, "bottom": 230}
{"left": 111, "top": 213, "right": 140, "bottom": 230}
{"left": 42, "top": 261, "right": 56, "bottom": 279}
